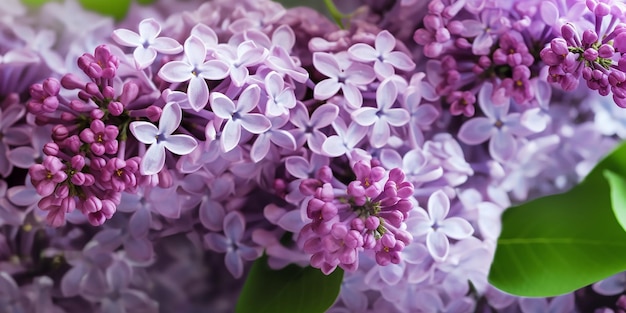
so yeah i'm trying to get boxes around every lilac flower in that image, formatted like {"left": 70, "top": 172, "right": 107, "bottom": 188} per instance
{"left": 263, "top": 71, "right": 296, "bottom": 117}
{"left": 204, "top": 211, "right": 262, "bottom": 278}
{"left": 0, "top": 100, "right": 29, "bottom": 177}
{"left": 352, "top": 79, "right": 410, "bottom": 148}
{"left": 410, "top": 190, "right": 473, "bottom": 261}
{"left": 158, "top": 36, "right": 230, "bottom": 111}
{"left": 214, "top": 40, "right": 267, "bottom": 87}
{"left": 313, "top": 52, "right": 375, "bottom": 109}
{"left": 348, "top": 30, "right": 415, "bottom": 78}
{"left": 130, "top": 102, "right": 198, "bottom": 175}
{"left": 250, "top": 114, "right": 297, "bottom": 163}
{"left": 113, "top": 18, "right": 182, "bottom": 70}
{"left": 288, "top": 102, "right": 339, "bottom": 154}
{"left": 79, "top": 119, "right": 119, "bottom": 156}
{"left": 458, "top": 83, "right": 530, "bottom": 162}
{"left": 210, "top": 85, "right": 272, "bottom": 152}
{"left": 321, "top": 119, "right": 367, "bottom": 158}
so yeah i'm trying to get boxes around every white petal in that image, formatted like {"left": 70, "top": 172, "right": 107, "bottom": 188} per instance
{"left": 347, "top": 43, "right": 378, "bottom": 62}
{"left": 111, "top": 29, "right": 142, "bottom": 47}
{"left": 164, "top": 134, "right": 198, "bottom": 155}
{"left": 198, "top": 60, "right": 230, "bottom": 80}
{"left": 439, "top": 217, "right": 474, "bottom": 239}
{"left": 187, "top": 76, "right": 209, "bottom": 111}
{"left": 352, "top": 107, "right": 379, "bottom": 126}
{"left": 129, "top": 121, "right": 158, "bottom": 144}
{"left": 133, "top": 46, "right": 157, "bottom": 70}
{"left": 138, "top": 18, "right": 161, "bottom": 41}
{"left": 322, "top": 135, "right": 348, "bottom": 157}
{"left": 140, "top": 143, "right": 166, "bottom": 175}
{"left": 237, "top": 84, "right": 261, "bottom": 113}
{"left": 426, "top": 231, "right": 449, "bottom": 261}
{"left": 313, "top": 78, "right": 340, "bottom": 100}
{"left": 428, "top": 190, "right": 450, "bottom": 223}
{"left": 159, "top": 102, "right": 182, "bottom": 135}
{"left": 210, "top": 92, "right": 236, "bottom": 119}
{"left": 221, "top": 120, "right": 241, "bottom": 152}
{"left": 313, "top": 52, "right": 339, "bottom": 78}
{"left": 239, "top": 114, "right": 271, "bottom": 134}
{"left": 158, "top": 61, "right": 193, "bottom": 83}
{"left": 152, "top": 37, "right": 183, "bottom": 54}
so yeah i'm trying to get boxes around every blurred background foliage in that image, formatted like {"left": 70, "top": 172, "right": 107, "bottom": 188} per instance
{"left": 19, "top": 0, "right": 329, "bottom": 20}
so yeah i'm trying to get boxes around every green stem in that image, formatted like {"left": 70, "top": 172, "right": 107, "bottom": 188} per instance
{"left": 323, "top": 0, "right": 345, "bottom": 29}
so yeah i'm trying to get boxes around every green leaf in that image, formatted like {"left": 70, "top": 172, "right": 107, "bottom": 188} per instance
{"left": 488, "top": 141, "right": 626, "bottom": 297}
{"left": 323, "top": 0, "right": 346, "bottom": 29}
{"left": 236, "top": 255, "right": 343, "bottom": 313}
{"left": 79, "top": 0, "right": 131, "bottom": 20}
{"left": 605, "top": 170, "right": 626, "bottom": 232}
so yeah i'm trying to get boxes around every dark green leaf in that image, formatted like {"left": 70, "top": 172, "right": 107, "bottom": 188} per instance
{"left": 79, "top": 0, "right": 131, "bottom": 20}
{"left": 605, "top": 170, "right": 626, "bottom": 232}
{"left": 236, "top": 255, "right": 343, "bottom": 313}
{"left": 488, "top": 141, "right": 626, "bottom": 297}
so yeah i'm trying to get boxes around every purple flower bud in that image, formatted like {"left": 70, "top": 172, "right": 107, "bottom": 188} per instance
{"left": 52, "top": 125, "right": 69, "bottom": 141}
{"left": 60, "top": 73, "right": 85, "bottom": 90}
{"left": 71, "top": 155, "right": 85, "bottom": 170}
{"left": 561, "top": 23, "right": 578, "bottom": 43}
{"left": 90, "top": 109, "right": 105, "bottom": 120}
{"left": 43, "top": 142, "right": 60, "bottom": 156}
{"left": 108, "top": 101, "right": 124, "bottom": 116}
{"left": 43, "top": 78, "right": 60, "bottom": 96}
{"left": 582, "top": 29, "right": 599, "bottom": 45}
{"left": 599, "top": 44, "right": 616, "bottom": 58}
{"left": 146, "top": 105, "right": 162, "bottom": 122}
{"left": 102, "top": 86, "right": 115, "bottom": 99}
{"left": 584, "top": 48, "right": 598, "bottom": 61}
{"left": 71, "top": 172, "right": 86, "bottom": 185}
{"left": 365, "top": 216, "right": 380, "bottom": 230}
{"left": 550, "top": 38, "right": 569, "bottom": 56}
{"left": 120, "top": 82, "right": 139, "bottom": 105}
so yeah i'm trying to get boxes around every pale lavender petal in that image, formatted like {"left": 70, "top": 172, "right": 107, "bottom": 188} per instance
{"left": 197, "top": 60, "right": 230, "bottom": 80}
{"left": 204, "top": 233, "right": 231, "bottom": 253}
{"left": 379, "top": 263, "right": 404, "bottom": 285}
{"left": 185, "top": 35, "right": 207, "bottom": 66}
{"left": 402, "top": 243, "right": 429, "bottom": 264}
{"left": 428, "top": 190, "right": 449, "bottom": 223}
{"left": 129, "top": 207, "right": 151, "bottom": 239}
{"left": 414, "top": 104, "right": 439, "bottom": 126}
{"left": 239, "top": 114, "right": 271, "bottom": 134}
{"left": 237, "top": 85, "right": 261, "bottom": 113}
{"left": 158, "top": 61, "right": 193, "bottom": 82}
{"left": 121, "top": 289, "right": 158, "bottom": 312}
{"left": 426, "top": 231, "right": 449, "bottom": 261}
{"left": 322, "top": 136, "right": 348, "bottom": 157}
{"left": 150, "top": 186, "right": 181, "bottom": 218}
{"left": 342, "top": 83, "right": 363, "bottom": 109}
{"left": 140, "top": 143, "right": 165, "bottom": 175}
{"left": 352, "top": 107, "right": 378, "bottom": 126}
{"left": 111, "top": 29, "right": 142, "bottom": 47}
{"left": 4, "top": 127, "right": 31, "bottom": 145}
{"left": 458, "top": 117, "right": 493, "bottom": 145}
{"left": 125, "top": 237, "right": 154, "bottom": 264}
{"left": 477, "top": 82, "right": 496, "bottom": 119}
{"left": 225, "top": 250, "right": 244, "bottom": 278}
{"left": 472, "top": 31, "right": 493, "bottom": 55}
{"left": 224, "top": 211, "right": 245, "bottom": 241}
{"left": 374, "top": 61, "right": 394, "bottom": 78}
{"left": 310, "top": 104, "right": 339, "bottom": 128}
{"left": 370, "top": 120, "right": 390, "bottom": 148}
{"left": 129, "top": 121, "right": 158, "bottom": 144}
{"left": 285, "top": 156, "right": 310, "bottom": 179}
{"left": 210, "top": 92, "right": 236, "bottom": 118}
{"left": 165, "top": 135, "right": 197, "bottom": 155}
{"left": 313, "top": 52, "right": 339, "bottom": 78}
{"left": 377, "top": 79, "right": 397, "bottom": 110}
{"left": 272, "top": 25, "right": 295, "bottom": 51}
{"left": 345, "top": 64, "right": 375, "bottom": 85}
{"left": 386, "top": 51, "right": 415, "bottom": 71}
{"left": 251, "top": 134, "right": 271, "bottom": 162}
{"left": 7, "top": 184, "right": 38, "bottom": 206}
{"left": 520, "top": 298, "right": 548, "bottom": 313}
{"left": 106, "top": 260, "right": 131, "bottom": 290}
{"left": 159, "top": 102, "right": 182, "bottom": 136}
{"left": 237, "top": 42, "right": 265, "bottom": 67}
{"left": 138, "top": 18, "right": 160, "bottom": 41}
{"left": 593, "top": 274, "right": 626, "bottom": 295}
{"left": 133, "top": 46, "right": 157, "bottom": 69}
{"left": 61, "top": 264, "right": 87, "bottom": 297}
{"left": 187, "top": 76, "right": 209, "bottom": 111}
{"left": 439, "top": 217, "right": 474, "bottom": 239}
{"left": 151, "top": 37, "right": 183, "bottom": 54}
{"left": 6, "top": 146, "right": 36, "bottom": 168}
{"left": 221, "top": 120, "right": 241, "bottom": 152}
{"left": 199, "top": 198, "right": 225, "bottom": 231}
{"left": 270, "top": 130, "right": 296, "bottom": 150}
{"left": 314, "top": 78, "right": 340, "bottom": 100}
{"left": 385, "top": 109, "right": 410, "bottom": 126}
{"left": 376, "top": 30, "right": 396, "bottom": 54}
{"left": 549, "top": 293, "right": 575, "bottom": 313}
{"left": 230, "top": 66, "right": 249, "bottom": 87}
{"left": 191, "top": 24, "right": 218, "bottom": 48}
{"left": 348, "top": 43, "right": 377, "bottom": 62}
{"left": 489, "top": 130, "right": 517, "bottom": 161}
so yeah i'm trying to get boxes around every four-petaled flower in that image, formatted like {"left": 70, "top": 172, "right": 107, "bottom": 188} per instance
{"left": 348, "top": 30, "right": 416, "bottom": 78}
{"left": 112, "top": 18, "right": 183, "bottom": 69}
{"left": 130, "top": 102, "right": 198, "bottom": 175}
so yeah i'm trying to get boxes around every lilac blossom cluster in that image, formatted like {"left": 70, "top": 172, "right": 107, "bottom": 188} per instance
{"left": 3, "top": 0, "right": 626, "bottom": 312}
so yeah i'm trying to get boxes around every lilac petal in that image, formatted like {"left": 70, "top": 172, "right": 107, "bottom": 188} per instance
{"left": 272, "top": 25, "right": 295, "bottom": 51}
{"left": 314, "top": 78, "right": 340, "bottom": 100}
{"left": 352, "top": 107, "right": 378, "bottom": 126}
{"left": 191, "top": 24, "right": 218, "bottom": 48}
{"left": 374, "top": 61, "right": 394, "bottom": 78}
{"left": 4, "top": 126, "right": 31, "bottom": 145}
{"left": 428, "top": 190, "right": 449, "bottom": 223}
{"left": 322, "top": 136, "right": 348, "bottom": 157}
{"left": 237, "top": 84, "right": 261, "bottom": 113}
{"left": 240, "top": 114, "right": 271, "bottom": 134}
{"left": 225, "top": 250, "right": 244, "bottom": 278}
{"left": 61, "top": 264, "right": 87, "bottom": 297}
{"left": 165, "top": 135, "right": 197, "bottom": 155}
{"left": 187, "top": 76, "right": 209, "bottom": 111}
{"left": 251, "top": 134, "right": 271, "bottom": 162}
{"left": 439, "top": 217, "right": 474, "bottom": 239}
{"left": 0, "top": 199, "right": 22, "bottom": 225}
{"left": 265, "top": 71, "right": 284, "bottom": 98}
{"left": 348, "top": 43, "right": 377, "bottom": 62}
{"left": 204, "top": 233, "right": 229, "bottom": 253}
{"left": 197, "top": 60, "right": 230, "bottom": 80}
{"left": 414, "top": 104, "right": 439, "bottom": 126}
{"left": 377, "top": 79, "right": 397, "bottom": 110}
{"left": 151, "top": 37, "right": 183, "bottom": 54}
{"left": 426, "top": 231, "right": 449, "bottom": 261}
{"left": 477, "top": 202, "right": 503, "bottom": 240}
{"left": 386, "top": 51, "right": 415, "bottom": 71}
{"left": 112, "top": 29, "right": 142, "bottom": 47}
{"left": 593, "top": 274, "right": 626, "bottom": 295}
{"left": 185, "top": 36, "right": 207, "bottom": 66}
{"left": 158, "top": 61, "right": 193, "bottom": 82}
{"left": 472, "top": 31, "right": 493, "bottom": 55}
{"left": 370, "top": 120, "right": 390, "bottom": 148}
{"left": 341, "top": 83, "right": 363, "bottom": 109}
{"left": 138, "top": 18, "right": 160, "bottom": 40}
{"left": 210, "top": 92, "right": 236, "bottom": 118}
{"left": 121, "top": 289, "right": 158, "bottom": 311}
{"left": 221, "top": 121, "right": 241, "bottom": 152}
{"left": 276, "top": 210, "right": 305, "bottom": 233}
{"left": 237, "top": 42, "right": 265, "bottom": 67}
{"left": 539, "top": 1, "right": 559, "bottom": 26}
{"left": 402, "top": 243, "right": 429, "bottom": 264}
{"left": 150, "top": 186, "right": 181, "bottom": 218}
{"left": 270, "top": 130, "right": 296, "bottom": 150}
{"left": 313, "top": 52, "right": 339, "bottom": 77}
{"left": 6, "top": 146, "right": 36, "bottom": 168}
{"left": 489, "top": 130, "right": 517, "bottom": 162}
{"left": 458, "top": 117, "right": 493, "bottom": 145}
{"left": 224, "top": 211, "right": 245, "bottom": 241}
{"left": 101, "top": 300, "right": 125, "bottom": 313}
{"left": 140, "top": 143, "right": 165, "bottom": 175}
{"left": 106, "top": 260, "right": 131, "bottom": 290}
{"left": 200, "top": 198, "right": 225, "bottom": 231}
{"left": 379, "top": 263, "right": 404, "bottom": 285}
{"left": 385, "top": 109, "right": 410, "bottom": 126}
{"left": 129, "top": 207, "right": 151, "bottom": 239}
{"left": 124, "top": 237, "right": 154, "bottom": 264}
{"left": 133, "top": 46, "right": 157, "bottom": 69}
{"left": 159, "top": 102, "right": 182, "bottom": 135}
{"left": 376, "top": 30, "right": 396, "bottom": 54}
{"left": 310, "top": 104, "right": 339, "bottom": 128}
{"left": 520, "top": 298, "right": 548, "bottom": 313}
{"left": 230, "top": 66, "right": 249, "bottom": 87}
{"left": 129, "top": 121, "right": 158, "bottom": 144}
{"left": 7, "top": 185, "right": 38, "bottom": 206}
{"left": 285, "top": 156, "right": 310, "bottom": 179}
{"left": 345, "top": 64, "right": 376, "bottom": 85}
